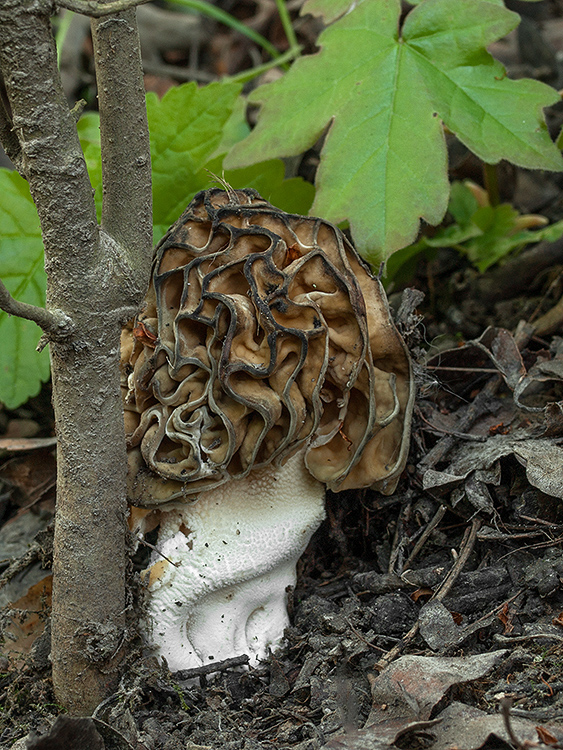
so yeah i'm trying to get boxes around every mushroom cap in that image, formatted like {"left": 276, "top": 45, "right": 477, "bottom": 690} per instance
{"left": 122, "top": 188, "right": 413, "bottom": 507}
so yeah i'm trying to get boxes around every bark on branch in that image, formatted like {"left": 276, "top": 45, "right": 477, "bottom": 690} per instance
{"left": 91, "top": 8, "right": 153, "bottom": 300}
{"left": 0, "top": 279, "right": 74, "bottom": 342}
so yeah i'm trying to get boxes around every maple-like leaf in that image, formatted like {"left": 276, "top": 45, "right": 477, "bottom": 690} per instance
{"left": 225, "top": 0, "right": 563, "bottom": 264}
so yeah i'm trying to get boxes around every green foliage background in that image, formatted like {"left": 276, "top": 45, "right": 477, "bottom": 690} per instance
{"left": 1, "top": 0, "right": 562, "bottom": 408}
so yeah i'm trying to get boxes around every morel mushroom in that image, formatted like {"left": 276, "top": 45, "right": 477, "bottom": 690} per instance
{"left": 121, "top": 188, "right": 413, "bottom": 671}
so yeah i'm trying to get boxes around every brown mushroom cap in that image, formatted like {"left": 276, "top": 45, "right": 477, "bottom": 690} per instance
{"left": 122, "top": 189, "right": 413, "bottom": 507}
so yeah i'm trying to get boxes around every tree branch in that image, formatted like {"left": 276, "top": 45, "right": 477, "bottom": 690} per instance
{"left": 91, "top": 8, "right": 153, "bottom": 300}
{"left": 0, "top": 279, "right": 74, "bottom": 341}
{"left": 57, "top": 0, "right": 151, "bottom": 17}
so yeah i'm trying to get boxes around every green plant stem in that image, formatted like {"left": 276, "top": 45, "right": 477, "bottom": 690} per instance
{"left": 483, "top": 162, "right": 500, "bottom": 207}
{"left": 166, "top": 0, "right": 281, "bottom": 60}
{"left": 224, "top": 46, "right": 302, "bottom": 84}
{"left": 275, "top": 0, "right": 298, "bottom": 51}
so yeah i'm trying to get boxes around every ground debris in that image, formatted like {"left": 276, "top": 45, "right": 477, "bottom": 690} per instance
{"left": 5, "top": 319, "right": 563, "bottom": 748}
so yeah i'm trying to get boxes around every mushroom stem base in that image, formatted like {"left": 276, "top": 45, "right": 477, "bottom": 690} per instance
{"left": 141, "top": 451, "right": 326, "bottom": 671}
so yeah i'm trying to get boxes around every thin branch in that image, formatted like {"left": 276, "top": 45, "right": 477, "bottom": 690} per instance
{"left": 417, "top": 376, "right": 502, "bottom": 474}
{"left": 56, "top": 0, "right": 152, "bottom": 17}
{"left": 401, "top": 504, "right": 447, "bottom": 572}
{"left": 0, "top": 0, "right": 100, "bottom": 288}
{"left": 433, "top": 517, "right": 481, "bottom": 603}
{"left": 0, "top": 0, "right": 146, "bottom": 714}
{"left": 173, "top": 654, "right": 250, "bottom": 680}
{"left": 0, "top": 278, "right": 74, "bottom": 340}
{"left": 90, "top": 8, "right": 153, "bottom": 296}
{"left": 500, "top": 698, "right": 527, "bottom": 750}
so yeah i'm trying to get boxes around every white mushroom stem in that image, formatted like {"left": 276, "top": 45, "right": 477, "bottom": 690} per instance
{"left": 141, "top": 450, "right": 326, "bottom": 671}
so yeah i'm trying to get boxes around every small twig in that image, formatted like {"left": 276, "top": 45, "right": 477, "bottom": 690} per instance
{"left": 0, "top": 436, "right": 57, "bottom": 451}
{"left": 401, "top": 504, "right": 447, "bottom": 572}
{"left": 531, "top": 292, "right": 563, "bottom": 338}
{"left": 135, "top": 534, "right": 180, "bottom": 568}
{"left": 0, "top": 543, "right": 45, "bottom": 591}
{"left": 426, "top": 366, "right": 500, "bottom": 374}
{"left": 374, "top": 518, "right": 481, "bottom": 671}
{"left": 498, "top": 534, "right": 563, "bottom": 561}
{"left": 373, "top": 619, "right": 419, "bottom": 672}
{"left": 518, "top": 514, "right": 563, "bottom": 529}
{"left": 526, "top": 270, "right": 563, "bottom": 327}
{"left": 500, "top": 698, "right": 527, "bottom": 750}
{"left": 344, "top": 615, "right": 386, "bottom": 653}
{"left": 56, "top": 0, "right": 152, "bottom": 17}
{"left": 417, "top": 409, "right": 488, "bottom": 442}
{"left": 434, "top": 517, "right": 481, "bottom": 603}
{"left": 494, "top": 632, "right": 563, "bottom": 645}
{"left": 172, "top": 653, "right": 250, "bottom": 680}
{"left": 443, "top": 590, "right": 524, "bottom": 653}
{"left": 0, "top": 279, "right": 75, "bottom": 343}
{"left": 387, "top": 499, "right": 412, "bottom": 574}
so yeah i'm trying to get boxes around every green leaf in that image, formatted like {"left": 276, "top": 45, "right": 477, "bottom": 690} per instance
{"left": 223, "top": 159, "right": 314, "bottom": 215}
{"left": 462, "top": 203, "right": 518, "bottom": 269}
{"left": 424, "top": 221, "right": 481, "bottom": 247}
{"left": 0, "top": 170, "right": 50, "bottom": 408}
{"left": 226, "top": 0, "right": 563, "bottom": 264}
{"left": 77, "top": 82, "right": 254, "bottom": 241}
{"left": 462, "top": 206, "right": 563, "bottom": 271}
{"left": 386, "top": 181, "right": 563, "bottom": 278}
{"left": 148, "top": 81, "right": 245, "bottom": 233}
{"left": 536, "top": 219, "right": 563, "bottom": 243}
{"left": 404, "top": 1, "right": 559, "bottom": 168}
{"left": 212, "top": 94, "right": 251, "bottom": 156}
{"left": 147, "top": 81, "right": 313, "bottom": 240}
{"left": 447, "top": 180, "right": 479, "bottom": 225}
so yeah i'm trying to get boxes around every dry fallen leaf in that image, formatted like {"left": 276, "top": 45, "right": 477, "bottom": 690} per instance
{"left": 430, "top": 702, "right": 563, "bottom": 750}
{"left": 536, "top": 725, "right": 559, "bottom": 746}
{"left": 3, "top": 574, "right": 52, "bottom": 667}
{"left": 367, "top": 651, "right": 508, "bottom": 726}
